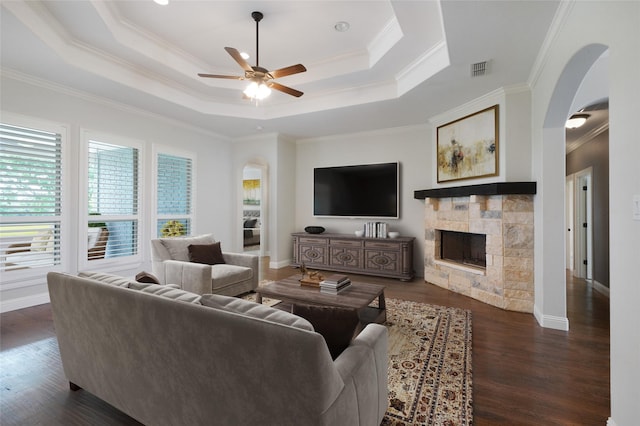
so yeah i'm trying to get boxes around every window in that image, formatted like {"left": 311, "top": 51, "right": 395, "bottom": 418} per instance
{"left": 0, "top": 122, "right": 62, "bottom": 272}
{"left": 156, "top": 152, "right": 193, "bottom": 237}
{"left": 86, "top": 138, "right": 140, "bottom": 261}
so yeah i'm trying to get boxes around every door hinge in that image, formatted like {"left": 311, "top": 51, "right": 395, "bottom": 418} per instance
{"left": 583, "top": 223, "right": 588, "bottom": 228}
{"left": 583, "top": 259, "right": 588, "bottom": 265}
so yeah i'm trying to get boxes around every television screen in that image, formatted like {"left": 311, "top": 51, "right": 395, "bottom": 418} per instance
{"left": 313, "top": 162, "right": 399, "bottom": 218}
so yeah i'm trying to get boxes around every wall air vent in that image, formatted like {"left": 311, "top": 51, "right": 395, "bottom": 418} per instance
{"left": 471, "top": 61, "right": 489, "bottom": 77}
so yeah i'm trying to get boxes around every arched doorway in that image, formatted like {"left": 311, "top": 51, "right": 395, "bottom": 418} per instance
{"left": 241, "top": 163, "right": 267, "bottom": 256}
{"left": 536, "top": 43, "right": 609, "bottom": 331}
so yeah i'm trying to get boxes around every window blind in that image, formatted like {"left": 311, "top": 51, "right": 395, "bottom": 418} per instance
{"left": 87, "top": 140, "right": 139, "bottom": 259}
{"left": 0, "top": 123, "right": 62, "bottom": 270}
{"left": 157, "top": 153, "right": 192, "bottom": 237}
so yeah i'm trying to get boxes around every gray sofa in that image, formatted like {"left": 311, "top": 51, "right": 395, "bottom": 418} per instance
{"left": 47, "top": 271, "right": 389, "bottom": 426}
{"left": 150, "top": 234, "right": 258, "bottom": 296}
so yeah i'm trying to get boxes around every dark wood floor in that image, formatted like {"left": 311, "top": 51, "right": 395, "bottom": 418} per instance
{"left": 1, "top": 261, "right": 610, "bottom": 425}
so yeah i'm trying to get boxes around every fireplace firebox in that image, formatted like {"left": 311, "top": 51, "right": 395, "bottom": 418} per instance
{"left": 439, "top": 230, "right": 486, "bottom": 268}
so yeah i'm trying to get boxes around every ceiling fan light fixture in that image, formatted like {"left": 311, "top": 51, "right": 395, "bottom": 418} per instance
{"left": 566, "top": 113, "right": 590, "bottom": 129}
{"left": 153, "top": 0, "right": 169, "bottom": 5}
{"left": 240, "top": 52, "right": 250, "bottom": 60}
{"left": 244, "top": 80, "right": 271, "bottom": 100}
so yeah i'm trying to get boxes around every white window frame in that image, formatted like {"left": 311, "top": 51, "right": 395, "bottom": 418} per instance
{"left": 0, "top": 112, "right": 70, "bottom": 285}
{"left": 78, "top": 129, "right": 144, "bottom": 271}
{"left": 152, "top": 144, "right": 196, "bottom": 239}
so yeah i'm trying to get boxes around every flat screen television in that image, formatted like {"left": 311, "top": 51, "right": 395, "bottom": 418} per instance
{"left": 313, "top": 162, "right": 399, "bottom": 218}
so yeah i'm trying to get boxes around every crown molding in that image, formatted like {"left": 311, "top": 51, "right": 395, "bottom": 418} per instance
{"left": 527, "top": 0, "right": 575, "bottom": 88}
{"left": 0, "top": 68, "right": 229, "bottom": 140}
{"left": 565, "top": 121, "right": 609, "bottom": 154}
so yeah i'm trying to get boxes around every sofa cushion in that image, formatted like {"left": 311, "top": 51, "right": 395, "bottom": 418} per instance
{"left": 200, "top": 294, "right": 313, "bottom": 331}
{"left": 188, "top": 242, "right": 226, "bottom": 265}
{"left": 135, "top": 271, "right": 160, "bottom": 284}
{"left": 292, "top": 304, "right": 360, "bottom": 360}
{"left": 129, "top": 282, "right": 202, "bottom": 304}
{"left": 159, "top": 234, "right": 215, "bottom": 262}
{"left": 78, "top": 271, "right": 135, "bottom": 287}
{"left": 210, "top": 264, "right": 253, "bottom": 290}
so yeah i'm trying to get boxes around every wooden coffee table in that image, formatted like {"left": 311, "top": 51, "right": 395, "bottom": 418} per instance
{"left": 255, "top": 276, "right": 386, "bottom": 325}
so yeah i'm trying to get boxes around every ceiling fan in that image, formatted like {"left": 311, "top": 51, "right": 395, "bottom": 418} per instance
{"left": 198, "top": 11, "right": 307, "bottom": 100}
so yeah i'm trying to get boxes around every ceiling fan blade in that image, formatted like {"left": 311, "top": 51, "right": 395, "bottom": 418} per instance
{"left": 269, "top": 81, "right": 304, "bottom": 98}
{"left": 198, "top": 73, "right": 243, "bottom": 80}
{"left": 224, "top": 47, "right": 253, "bottom": 72}
{"left": 269, "top": 64, "right": 307, "bottom": 79}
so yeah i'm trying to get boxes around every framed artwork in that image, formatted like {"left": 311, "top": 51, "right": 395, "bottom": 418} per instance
{"left": 436, "top": 105, "right": 499, "bottom": 183}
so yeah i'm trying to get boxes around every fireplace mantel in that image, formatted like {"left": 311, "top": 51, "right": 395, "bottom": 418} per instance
{"left": 414, "top": 182, "right": 536, "bottom": 199}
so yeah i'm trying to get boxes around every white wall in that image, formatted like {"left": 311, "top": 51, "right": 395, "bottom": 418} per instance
{"left": 529, "top": 2, "right": 640, "bottom": 424}
{"left": 1, "top": 75, "right": 234, "bottom": 312}
{"left": 294, "top": 124, "right": 431, "bottom": 276}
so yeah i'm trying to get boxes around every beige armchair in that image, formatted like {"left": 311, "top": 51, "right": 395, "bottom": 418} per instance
{"left": 150, "top": 234, "right": 258, "bottom": 296}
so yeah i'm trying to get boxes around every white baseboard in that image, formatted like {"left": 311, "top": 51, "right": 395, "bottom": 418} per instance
{"left": 1, "top": 292, "right": 50, "bottom": 313}
{"left": 269, "top": 258, "right": 293, "bottom": 269}
{"left": 592, "top": 280, "right": 610, "bottom": 297}
{"left": 533, "top": 304, "right": 570, "bottom": 331}
{"left": 607, "top": 417, "right": 617, "bottom": 426}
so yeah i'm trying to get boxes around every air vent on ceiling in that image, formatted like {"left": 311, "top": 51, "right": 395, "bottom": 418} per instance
{"left": 471, "top": 61, "right": 489, "bottom": 77}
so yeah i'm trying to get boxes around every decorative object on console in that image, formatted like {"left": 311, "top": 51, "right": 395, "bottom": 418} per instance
{"left": 364, "top": 221, "right": 388, "bottom": 238}
{"left": 437, "top": 104, "right": 498, "bottom": 183}
{"left": 354, "top": 230, "right": 364, "bottom": 237}
{"left": 388, "top": 231, "right": 400, "bottom": 239}
{"left": 304, "top": 226, "right": 325, "bottom": 234}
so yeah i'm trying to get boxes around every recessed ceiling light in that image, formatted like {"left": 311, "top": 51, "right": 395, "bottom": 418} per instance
{"left": 240, "top": 52, "right": 250, "bottom": 60}
{"left": 153, "top": 0, "right": 169, "bottom": 5}
{"left": 334, "top": 21, "right": 350, "bottom": 32}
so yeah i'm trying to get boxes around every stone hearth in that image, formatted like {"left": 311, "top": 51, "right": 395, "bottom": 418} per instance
{"left": 423, "top": 194, "right": 534, "bottom": 313}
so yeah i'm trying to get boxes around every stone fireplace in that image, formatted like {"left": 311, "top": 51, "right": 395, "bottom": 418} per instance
{"left": 415, "top": 183, "right": 536, "bottom": 313}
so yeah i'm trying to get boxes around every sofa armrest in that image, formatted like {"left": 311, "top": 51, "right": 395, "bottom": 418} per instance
{"left": 162, "top": 260, "right": 211, "bottom": 294}
{"left": 222, "top": 251, "right": 258, "bottom": 269}
{"left": 346, "top": 323, "right": 389, "bottom": 422}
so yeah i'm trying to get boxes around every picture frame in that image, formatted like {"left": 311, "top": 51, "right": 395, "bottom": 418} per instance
{"left": 436, "top": 105, "right": 499, "bottom": 183}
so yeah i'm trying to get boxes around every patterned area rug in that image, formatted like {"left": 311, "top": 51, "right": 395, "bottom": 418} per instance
{"left": 382, "top": 298, "right": 472, "bottom": 426}
{"left": 248, "top": 285, "right": 473, "bottom": 425}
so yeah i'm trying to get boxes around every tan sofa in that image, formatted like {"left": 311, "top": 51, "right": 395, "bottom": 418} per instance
{"left": 150, "top": 234, "right": 258, "bottom": 296}
{"left": 47, "top": 271, "right": 389, "bottom": 426}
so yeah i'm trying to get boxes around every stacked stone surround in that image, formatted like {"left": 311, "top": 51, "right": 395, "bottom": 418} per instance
{"left": 424, "top": 194, "right": 534, "bottom": 313}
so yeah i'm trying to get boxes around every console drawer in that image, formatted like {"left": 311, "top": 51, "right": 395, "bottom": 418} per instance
{"left": 330, "top": 239, "right": 362, "bottom": 247}
{"left": 298, "top": 237, "right": 327, "bottom": 244}
{"left": 364, "top": 240, "right": 398, "bottom": 250}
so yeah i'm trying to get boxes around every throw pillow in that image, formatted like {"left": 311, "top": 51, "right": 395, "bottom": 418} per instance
{"left": 291, "top": 304, "right": 360, "bottom": 360}
{"left": 135, "top": 271, "right": 160, "bottom": 284}
{"left": 188, "top": 242, "right": 226, "bottom": 265}
{"left": 200, "top": 294, "right": 314, "bottom": 331}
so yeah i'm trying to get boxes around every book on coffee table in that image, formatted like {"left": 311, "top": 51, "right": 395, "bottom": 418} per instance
{"left": 320, "top": 280, "right": 351, "bottom": 294}
{"left": 320, "top": 274, "right": 349, "bottom": 286}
